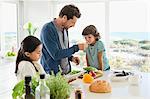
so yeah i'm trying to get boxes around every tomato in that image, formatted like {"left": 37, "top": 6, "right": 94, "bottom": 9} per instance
{"left": 89, "top": 71, "right": 96, "bottom": 77}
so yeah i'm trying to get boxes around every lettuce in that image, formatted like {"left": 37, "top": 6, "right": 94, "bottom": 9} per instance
{"left": 12, "top": 76, "right": 39, "bottom": 99}
{"left": 83, "top": 66, "right": 97, "bottom": 72}
{"left": 12, "top": 72, "right": 71, "bottom": 99}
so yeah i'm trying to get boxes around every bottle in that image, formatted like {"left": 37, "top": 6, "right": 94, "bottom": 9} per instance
{"left": 24, "top": 75, "right": 35, "bottom": 99}
{"left": 75, "top": 87, "right": 83, "bottom": 99}
{"left": 35, "top": 74, "right": 50, "bottom": 99}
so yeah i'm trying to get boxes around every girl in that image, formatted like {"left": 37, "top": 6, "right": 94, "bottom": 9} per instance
{"left": 15, "top": 36, "right": 45, "bottom": 81}
{"left": 82, "top": 25, "right": 110, "bottom": 71}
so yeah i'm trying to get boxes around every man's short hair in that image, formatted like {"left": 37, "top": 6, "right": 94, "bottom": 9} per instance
{"left": 59, "top": 4, "right": 81, "bottom": 20}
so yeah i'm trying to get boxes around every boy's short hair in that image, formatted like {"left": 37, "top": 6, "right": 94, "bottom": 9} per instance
{"left": 82, "top": 25, "right": 101, "bottom": 41}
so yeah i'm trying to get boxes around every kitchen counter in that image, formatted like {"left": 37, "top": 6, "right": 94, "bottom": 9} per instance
{"left": 1, "top": 62, "right": 149, "bottom": 99}
{"left": 69, "top": 71, "right": 150, "bottom": 99}
{"left": 0, "top": 62, "right": 17, "bottom": 99}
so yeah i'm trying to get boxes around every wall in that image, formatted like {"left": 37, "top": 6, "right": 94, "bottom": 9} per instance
{"left": 18, "top": 0, "right": 54, "bottom": 42}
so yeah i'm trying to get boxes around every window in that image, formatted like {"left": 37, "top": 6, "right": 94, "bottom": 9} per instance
{"left": 109, "top": 1, "right": 150, "bottom": 71}
{"left": 0, "top": 2, "right": 17, "bottom": 56}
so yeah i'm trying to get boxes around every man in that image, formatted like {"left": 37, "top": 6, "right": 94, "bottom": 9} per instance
{"left": 40, "top": 4, "right": 84, "bottom": 74}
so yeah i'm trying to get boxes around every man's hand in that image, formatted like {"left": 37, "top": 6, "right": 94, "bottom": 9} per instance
{"left": 72, "top": 57, "right": 80, "bottom": 65}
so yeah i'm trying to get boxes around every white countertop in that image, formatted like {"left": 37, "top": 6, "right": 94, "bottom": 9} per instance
{"left": 0, "top": 62, "right": 17, "bottom": 99}
{"left": 69, "top": 71, "right": 150, "bottom": 99}
{"left": 1, "top": 62, "right": 149, "bottom": 99}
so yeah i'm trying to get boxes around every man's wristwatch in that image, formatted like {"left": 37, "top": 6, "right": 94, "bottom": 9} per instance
{"left": 73, "top": 45, "right": 79, "bottom": 52}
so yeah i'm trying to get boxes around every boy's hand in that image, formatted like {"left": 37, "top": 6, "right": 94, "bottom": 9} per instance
{"left": 78, "top": 43, "right": 88, "bottom": 50}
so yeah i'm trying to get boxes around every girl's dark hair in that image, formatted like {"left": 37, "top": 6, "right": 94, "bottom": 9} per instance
{"left": 15, "top": 36, "right": 42, "bottom": 74}
{"left": 82, "top": 25, "right": 101, "bottom": 41}
{"left": 59, "top": 4, "right": 81, "bottom": 20}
